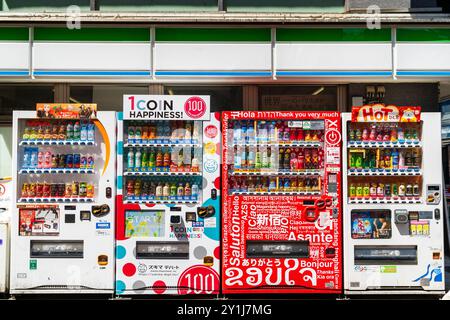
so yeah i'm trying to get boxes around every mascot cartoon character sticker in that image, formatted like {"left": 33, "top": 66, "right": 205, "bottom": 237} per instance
{"left": 400, "top": 107, "right": 420, "bottom": 122}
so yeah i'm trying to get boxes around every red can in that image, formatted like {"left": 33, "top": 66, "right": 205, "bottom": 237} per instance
{"left": 36, "top": 183, "right": 44, "bottom": 197}
{"left": 297, "top": 128, "right": 304, "bottom": 141}
{"left": 126, "top": 180, "right": 135, "bottom": 197}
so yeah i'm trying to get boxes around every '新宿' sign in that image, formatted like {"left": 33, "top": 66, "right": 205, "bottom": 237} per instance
{"left": 123, "top": 95, "right": 210, "bottom": 121}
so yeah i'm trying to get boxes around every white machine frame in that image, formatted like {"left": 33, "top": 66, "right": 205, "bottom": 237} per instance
{"left": 9, "top": 111, "right": 116, "bottom": 294}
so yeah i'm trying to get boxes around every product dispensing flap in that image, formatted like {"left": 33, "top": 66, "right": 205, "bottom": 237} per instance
{"left": 136, "top": 241, "right": 189, "bottom": 259}
{"left": 354, "top": 245, "right": 417, "bottom": 265}
{"left": 246, "top": 240, "right": 309, "bottom": 259}
{"left": 30, "top": 240, "right": 84, "bottom": 258}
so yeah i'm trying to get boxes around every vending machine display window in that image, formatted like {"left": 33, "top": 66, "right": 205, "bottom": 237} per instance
{"left": 351, "top": 210, "right": 392, "bottom": 239}
{"left": 222, "top": 111, "right": 342, "bottom": 294}
{"left": 122, "top": 120, "right": 203, "bottom": 204}
{"left": 125, "top": 210, "right": 165, "bottom": 238}
{"left": 226, "top": 119, "right": 325, "bottom": 195}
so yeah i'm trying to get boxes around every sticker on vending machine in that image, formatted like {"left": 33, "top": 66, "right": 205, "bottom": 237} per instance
{"left": 203, "top": 217, "right": 216, "bottom": 228}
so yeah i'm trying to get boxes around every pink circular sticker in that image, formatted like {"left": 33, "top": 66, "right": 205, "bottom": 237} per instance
{"left": 184, "top": 96, "right": 207, "bottom": 119}
{"left": 204, "top": 125, "right": 218, "bottom": 139}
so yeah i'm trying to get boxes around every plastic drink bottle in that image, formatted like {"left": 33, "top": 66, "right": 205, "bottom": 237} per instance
{"left": 247, "top": 121, "right": 255, "bottom": 143}
{"left": 233, "top": 121, "right": 242, "bottom": 144}
{"left": 268, "top": 121, "right": 276, "bottom": 143}
{"left": 127, "top": 149, "right": 134, "bottom": 171}
{"left": 163, "top": 183, "right": 170, "bottom": 197}
{"left": 241, "top": 121, "right": 247, "bottom": 143}
{"left": 192, "top": 184, "right": 199, "bottom": 198}
{"left": 149, "top": 148, "right": 156, "bottom": 170}
{"left": 247, "top": 145, "right": 255, "bottom": 169}
{"left": 66, "top": 122, "right": 73, "bottom": 140}
{"left": 135, "top": 148, "right": 142, "bottom": 170}
{"left": 254, "top": 146, "right": 261, "bottom": 169}
{"left": 23, "top": 148, "right": 30, "bottom": 169}
{"left": 141, "top": 148, "right": 148, "bottom": 170}
{"left": 87, "top": 124, "right": 95, "bottom": 141}
{"left": 73, "top": 122, "right": 80, "bottom": 140}
{"left": 261, "top": 146, "right": 268, "bottom": 168}
{"left": 234, "top": 146, "right": 241, "bottom": 170}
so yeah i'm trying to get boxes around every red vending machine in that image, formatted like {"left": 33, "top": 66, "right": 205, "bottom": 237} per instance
{"left": 222, "top": 111, "right": 342, "bottom": 294}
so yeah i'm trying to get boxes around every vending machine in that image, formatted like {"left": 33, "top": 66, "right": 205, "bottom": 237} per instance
{"left": 222, "top": 111, "right": 342, "bottom": 294}
{"left": 343, "top": 105, "right": 445, "bottom": 295}
{"left": 10, "top": 105, "right": 116, "bottom": 294}
{"left": 115, "top": 95, "right": 220, "bottom": 295}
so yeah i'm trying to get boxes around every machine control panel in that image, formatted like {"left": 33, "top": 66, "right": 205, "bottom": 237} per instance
{"left": 426, "top": 184, "right": 441, "bottom": 205}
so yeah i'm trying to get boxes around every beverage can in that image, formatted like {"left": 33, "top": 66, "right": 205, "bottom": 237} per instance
{"left": 51, "top": 124, "right": 59, "bottom": 140}
{"left": 413, "top": 183, "right": 420, "bottom": 196}
{"left": 406, "top": 184, "right": 413, "bottom": 196}
{"left": 58, "top": 154, "right": 66, "bottom": 168}
{"left": 51, "top": 154, "right": 58, "bottom": 168}
{"left": 79, "top": 182, "right": 87, "bottom": 197}
{"left": 59, "top": 124, "right": 66, "bottom": 140}
{"left": 356, "top": 184, "right": 363, "bottom": 197}
{"left": 36, "top": 183, "right": 43, "bottom": 197}
{"left": 73, "top": 154, "right": 81, "bottom": 168}
{"left": 50, "top": 184, "right": 58, "bottom": 197}
{"left": 377, "top": 183, "right": 385, "bottom": 197}
{"left": 21, "top": 183, "right": 29, "bottom": 198}
{"left": 363, "top": 183, "right": 370, "bottom": 198}
{"left": 58, "top": 184, "right": 65, "bottom": 197}
{"left": 65, "top": 183, "right": 72, "bottom": 198}
{"left": 384, "top": 184, "right": 391, "bottom": 197}
{"left": 126, "top": 180, "right": 134, "bottom": 197}
{"left": 80, "top": 156, "right": 87, "bottom": 169}
{"left": 87, "top": 184, "right": 94, "bottom": 198}
{"left": 42, "top": 183, "right": 50, "bottom": 198}
{"left": 349, "top": 184, "right": 356, "bottom": 197}
{"left": 44, "top": 151, "right": 52, "bottom": 168}
{"left": 370, "top": 183, "right": 377, "bottom": 197}
{"left": 398, "top": 183, "right": 406, "bottom": 196}
{"left": 87, "top": 156, "right": 95, "bottom": 169}
{"left": 392, "top": 183, "right": 398, "bottom": 196}
{"left": 72, "top": 182, "right": 79, "bottom": 197}
{"left": 29, "top": 183, "right": 36, "bottom": 197}
{"left": 66, "top": 154, "right": 73, "bottom": 168}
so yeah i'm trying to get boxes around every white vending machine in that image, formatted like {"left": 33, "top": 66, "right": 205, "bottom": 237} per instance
{"left": 10, "top": 105, "right": 116, "bottom": 294}
{"left": 343, "top": 105, "right": 445, "bottom": 295}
